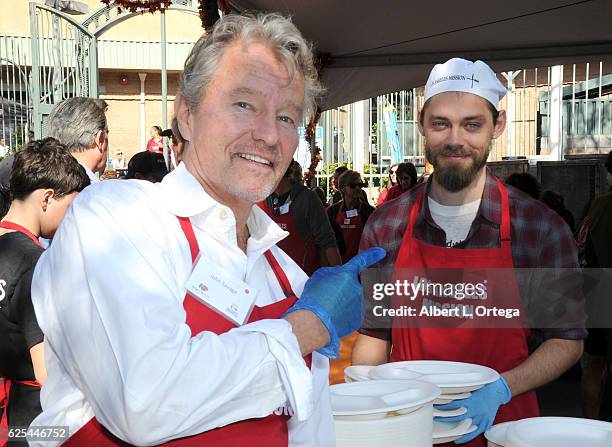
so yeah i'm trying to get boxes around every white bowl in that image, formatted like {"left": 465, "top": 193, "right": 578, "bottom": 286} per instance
{"left": 506, "top": 417, "right": 612, "bottom": 447}
{"left": 485, "top": 421, "right": 515, "bottom": 447}
{"left": 344, "top": 365, "right": 374, "bottom": 382}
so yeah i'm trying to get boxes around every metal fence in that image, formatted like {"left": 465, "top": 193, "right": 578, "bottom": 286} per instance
{"left": 0, "top": 35, "right": 32, "bottom": 152}
{"left": 310, "top": 61, "right": 612, "bottom": 203}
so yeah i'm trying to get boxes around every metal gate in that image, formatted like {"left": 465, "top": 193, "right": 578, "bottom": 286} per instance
{"left": 0, "top": 36, "right": 33, "bottom": 152}
{"left": 29, "top": 2, "right": 97, "bottom": 139}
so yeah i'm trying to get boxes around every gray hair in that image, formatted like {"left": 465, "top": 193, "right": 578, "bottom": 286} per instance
{"left": 180, "top": 13, "right": 323, "bottom": 122}
{"left": 47, "top": 97, "right": 108, "bottom": 153}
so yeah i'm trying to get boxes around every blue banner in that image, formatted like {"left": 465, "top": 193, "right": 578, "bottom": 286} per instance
{"left": 383, "top": 103, "right": 402, "bottom": 164}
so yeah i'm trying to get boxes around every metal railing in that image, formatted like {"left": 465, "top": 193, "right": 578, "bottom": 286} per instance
{"left": 0, "top": 36, "right": 32, "bottom": 151}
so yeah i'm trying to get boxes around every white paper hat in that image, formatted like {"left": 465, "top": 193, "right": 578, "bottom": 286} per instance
{"left": 424, "top": 58, "right": 507, "bottom": 106}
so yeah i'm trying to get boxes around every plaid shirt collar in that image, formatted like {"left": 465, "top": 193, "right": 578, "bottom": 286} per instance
{"left": 416, "top": 168, "right": 502, "bottom": 245}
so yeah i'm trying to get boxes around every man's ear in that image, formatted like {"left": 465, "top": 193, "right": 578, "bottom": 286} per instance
{"left": 493, "top": 110, "right": 507, "bottom": 139}
{"left": 95, "top": 129, "right": 106, "bottom": 152}
{"left": 174, "top": 93, "right": 192, "bottom": 143}
{"left": 40, "top": 189, "right": 55, "bottom": 212}
{"left": 417, "top": 109, "right": 425, "bottom": 136}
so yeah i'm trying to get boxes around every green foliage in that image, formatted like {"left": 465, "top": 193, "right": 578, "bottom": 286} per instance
{"left": 0, "top": 125, "right": 30, "bottom": 161}
{"left": 320, "top": 162, "right": 351, "bottom": 175}
{"left": 363, "top": 164, "right": 378, "bottom": 175}
{"left": 371, "top": 122, "right": 378, "bottom": 146}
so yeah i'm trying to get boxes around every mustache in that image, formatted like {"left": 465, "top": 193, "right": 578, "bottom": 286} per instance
{"left": 438, "top": 146, "right": 473, "bottom": 157}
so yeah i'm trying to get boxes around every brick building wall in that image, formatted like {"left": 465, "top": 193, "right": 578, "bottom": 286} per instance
{"left": 99, "top": 71, "right": 179, "bottom": 162}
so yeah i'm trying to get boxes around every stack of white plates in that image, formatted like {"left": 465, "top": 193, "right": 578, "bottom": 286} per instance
{"left": 347, "top": 361, "right": 501, "bottom": 443}
{"left": 485, "top": 417, "right": 612, "bottom": 447}
{"left": 331, "top": 379, "right": 440, "bottom": 447}
{"left": 344, "top": 365, "right": 373, "bottom": 383}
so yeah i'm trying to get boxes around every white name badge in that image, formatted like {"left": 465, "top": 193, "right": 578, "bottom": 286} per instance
{"left": 346, "top": 209, "right": 359, "bottom": 218}
{"left": 343, "top": 218, "right": 351, "bottom": 225}
{"left": 184, "top": 258, "right": 258, "bottom": 326}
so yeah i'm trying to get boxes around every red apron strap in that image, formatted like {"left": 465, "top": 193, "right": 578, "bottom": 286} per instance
{"left": 0, "top": 221, "right": 43, "bottom": 248}
{"left": 495, "top": 178, "right": 511, "bottom": 242}
{"left": 264, "top": 250, "right": 296, "bottom": 299}
{"left": 177, "top": 216, "right": 295, "bottom": 299}
{"left": 177, "top": 217, "right": 200, "bottom": 263}
{"left": 0, "top": 378, "right": 10, "bottom": 440}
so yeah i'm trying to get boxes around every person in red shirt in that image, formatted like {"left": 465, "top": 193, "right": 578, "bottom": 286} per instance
{"left": 326, "top": 170, "right": 376, "bottom": 383}
{"left": 146, "top": 126, "right": 164, "bottom": 154}
{"left": 326, "top": 170, "right": 374, "bottom": 264}
{"left": 382, "top": 162, "right": 417, "bottom": 203}
{"left": 376, "top": 163, "right": 398, "bottom": 206}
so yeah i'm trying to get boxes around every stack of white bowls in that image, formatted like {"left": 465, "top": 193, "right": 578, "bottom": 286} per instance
{"left": 485, "top": 417, "right": 612, "bottom": 447}
{"left": 331, "top": 379, "right": 440, "bottom": 447}
{"left": 346, "top": 360, "right": 502, "bottom": 444}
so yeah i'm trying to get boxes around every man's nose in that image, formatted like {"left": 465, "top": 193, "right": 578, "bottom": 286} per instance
{"left": 446, "top": 126, "right": 463, "bottom": 147}
{"left": 252, "top": 111, "right": 280, "bottom": 147}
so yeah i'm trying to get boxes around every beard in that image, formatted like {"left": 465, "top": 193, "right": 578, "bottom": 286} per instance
{"left": 425, "top": 144, "right": 489, "bottom": 192}
{"left": 226, "top": 171, "right": 280, "bottom": 203}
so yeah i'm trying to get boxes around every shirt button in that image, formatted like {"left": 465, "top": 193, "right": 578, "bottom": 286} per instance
{"left": 219, "top": 209, "right": 228, "bottom": 219}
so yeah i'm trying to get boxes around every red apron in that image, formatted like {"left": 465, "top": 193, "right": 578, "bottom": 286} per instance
{"left": 258, "top": 201, "right": 319, "bottom": 276}
{"left": 390, "top": 180, "right": 539, "bottom": 447}
{"left": 336, "top": 204, "right": 364, "bottom": 264}
{"left": 64, "top": 217, "right": 310, "bottom": 447}
{"left": 0, "top": 221, "right": 43, "bottom": 447}
{"left": 0, "top": 379, "right": 41, "bottom": 447}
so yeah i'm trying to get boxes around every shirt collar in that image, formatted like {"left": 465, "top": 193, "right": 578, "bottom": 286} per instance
{"left": 160, "top": 163, "right": 215, "bottom": 217}
{"left": 160, "top": 163, "right": 288, "bottom": 252}
{"left": 79, "top": 161, "right": 99, "bottom": 183}
{"left": 421, "top": 167, "right": 501, "bottom": 227}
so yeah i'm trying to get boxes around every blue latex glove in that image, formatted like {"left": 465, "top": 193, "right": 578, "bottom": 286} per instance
{"left": 434, "top": 376, "right": 511, "bottom": 444}
{"left": 283, "top": 247, "right": 386, "bottom": 358}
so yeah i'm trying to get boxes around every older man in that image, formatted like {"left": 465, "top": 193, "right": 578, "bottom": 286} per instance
{"left": 353, "top": 58, "right": 585, "bottom": 446}
{"left": 30, "top": 13, "right": 383, "bottom": 447}
{"left": 47, "top": 97, "right": 109, "bottom": 183}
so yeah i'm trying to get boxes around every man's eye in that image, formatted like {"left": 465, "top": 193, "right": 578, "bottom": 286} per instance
{"left": 236, "top": 102, "right": 250, "bottom": 109}
{"left": 278, "top": 116, "right": 295, "bottom": 126}
{"left": 432, "top": 121, "right": 447, "bottom": 128}
{"left": 466, "top": 122, "right": 481, "bottom": 130}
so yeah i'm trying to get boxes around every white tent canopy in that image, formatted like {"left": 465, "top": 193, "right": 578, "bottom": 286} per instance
{"left": 231, "top": 0, "right": 612, "bottom": 109}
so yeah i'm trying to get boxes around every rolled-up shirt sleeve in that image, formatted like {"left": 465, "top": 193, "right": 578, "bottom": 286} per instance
{"left": 31, "top": 188, "right": 313, "bottom": 446}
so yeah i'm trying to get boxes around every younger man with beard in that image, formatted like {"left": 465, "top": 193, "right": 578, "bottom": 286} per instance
{"left": 352, "top": 58, "right": 585, "bottom": 446}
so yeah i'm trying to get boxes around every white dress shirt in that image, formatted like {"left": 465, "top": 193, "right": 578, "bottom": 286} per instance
{"left": 30, "top": 163, "right": 334, "bottom": 446}
{"left": 78, "top": 160, "right": 99, "bottom": 183}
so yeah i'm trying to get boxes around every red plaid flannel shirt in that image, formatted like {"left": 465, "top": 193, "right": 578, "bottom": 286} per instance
{"left": 359, "top": 168, "right": 587, "bottom": 342}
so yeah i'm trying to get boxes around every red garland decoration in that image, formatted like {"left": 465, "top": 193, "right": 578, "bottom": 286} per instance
{"left": 102, "top": 0, "right": 230, "bottom": 30}
{"left": 303, "top": 109, "right": 322, "bottom": 186}
{"left": 303, "top": 52, "right": 330, "bottom": 186}
{"left": 101, "top": 0, "right": 169, "bottom": 14}
{"left": 198, "top": 0, "right": 230, "bottom": 30}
